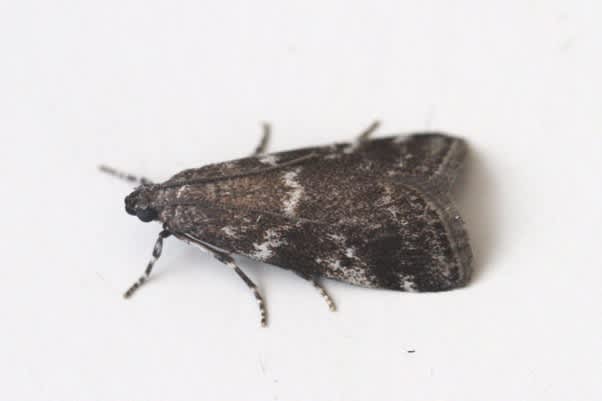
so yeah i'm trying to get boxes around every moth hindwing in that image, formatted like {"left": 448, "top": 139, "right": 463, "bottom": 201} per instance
{"left": 103, "top": 123, "right": 473, "bottom": 327}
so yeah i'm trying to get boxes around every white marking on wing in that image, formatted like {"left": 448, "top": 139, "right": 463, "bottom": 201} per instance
{"left": 251, "top": 229, "right": 287, "bottom": 261}
{"left": 399, "top": 275, "right": 417, "bottom": 292}
{"left": 327, "top": 233, "right": 346, "bottom": 243}
{"left": 176, "top": 185, "right": 188, "bottom": 199}
{"left": 317, "top": 255, "right": 372, "bottom": 287}
{"left": 282, "top": 168, "right": 304, "bottom": 217}
{"left": 221, "top": 226, "right": 238, "bottom": 238}
{"left": 258, "top": 154, "right": 279, "bottom": 166}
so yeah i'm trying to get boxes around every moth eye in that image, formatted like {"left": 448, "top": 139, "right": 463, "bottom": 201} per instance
{"left": 125, "top": 204, "right": 137, "bottom": 215}
{"left": 136, "top": 208, "right": 158, "bottom": 222}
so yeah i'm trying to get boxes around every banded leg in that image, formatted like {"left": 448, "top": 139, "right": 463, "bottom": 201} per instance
{"left": 123, "top": 230, "right": 171, "bottom": 298}
{"left": 213, "top": 252, "right": 267, "bottom": 327}
{"left": 99, "top": 165, "right": 153, "bottom": 185}
{"left": 252, "top": 123, "right": 271, "bottom": 156}
{"left": 297, "top": 273, "right": 336, "bottom": 311}
{"left": 356, "top": 120, "right": 381, "bottom": 142}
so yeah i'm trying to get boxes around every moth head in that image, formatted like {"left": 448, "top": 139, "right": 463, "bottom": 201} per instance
{"left": 124, "top": 185, "right": 159, "bottom": 223}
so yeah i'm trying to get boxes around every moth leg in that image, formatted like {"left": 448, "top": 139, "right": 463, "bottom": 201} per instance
{"left": 297, "top": 273, "right": 336, "bottom": 312}
{"left": 213, "top": 252, "right": 267, "bottom": 327}
{"left": 356, "top": 120, "right": 381, "bottom": 142}
{"left": 252, "top": 123, "right": 271, "bottom": 156}
{"left": 99, "top": 165, "right": 153, "bottom": 185}
{"left": 123, "top": 229, "right": 171, "bottom": 298}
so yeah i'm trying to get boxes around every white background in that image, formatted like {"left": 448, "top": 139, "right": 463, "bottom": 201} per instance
{"left": 1, "top": 1, "right": 600, "bottom": 400}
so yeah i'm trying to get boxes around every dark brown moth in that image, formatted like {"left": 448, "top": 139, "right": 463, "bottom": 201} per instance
{"left": 101, "top": 122, "right": 473, "bottom": 326}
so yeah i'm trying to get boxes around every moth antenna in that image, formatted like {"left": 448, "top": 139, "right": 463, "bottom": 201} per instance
{"left": 123, "top": 230, "right": 171, "bottom": 298}
{"left": 252, "top": 123, "right": 271, "bottom": 156}
{"left": 357, "top": 120, "right": 381, "bottom": 142}
{"left": 99, "top": 165, "right": 153, "bottom": 185}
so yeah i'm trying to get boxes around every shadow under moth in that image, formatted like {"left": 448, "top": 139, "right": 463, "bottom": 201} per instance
{"left": 101, "top": 122, "right": 473, "bottom": 326}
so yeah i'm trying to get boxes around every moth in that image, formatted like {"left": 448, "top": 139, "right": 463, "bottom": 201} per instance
{"left": 101, "top": 122, "right": 473, "bottom": 326}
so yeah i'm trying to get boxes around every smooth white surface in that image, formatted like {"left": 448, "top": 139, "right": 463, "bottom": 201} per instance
{"left": 1, "top": 1, "right": 600, "bottom": 400}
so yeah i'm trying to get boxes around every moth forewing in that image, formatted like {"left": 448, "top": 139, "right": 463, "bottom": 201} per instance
{"left": 106, "top": 125, "right": 473, "bottom": 326}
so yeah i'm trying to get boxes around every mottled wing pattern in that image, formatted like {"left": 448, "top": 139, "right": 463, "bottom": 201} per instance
{"left": 158, "top": 133, "right": 472, "bottom": 292}
{"left": 166, "top": 133, "right": 465, "bottom": 188}
{"left": 353, "top": 134, "right": 468, "bottom": 189}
